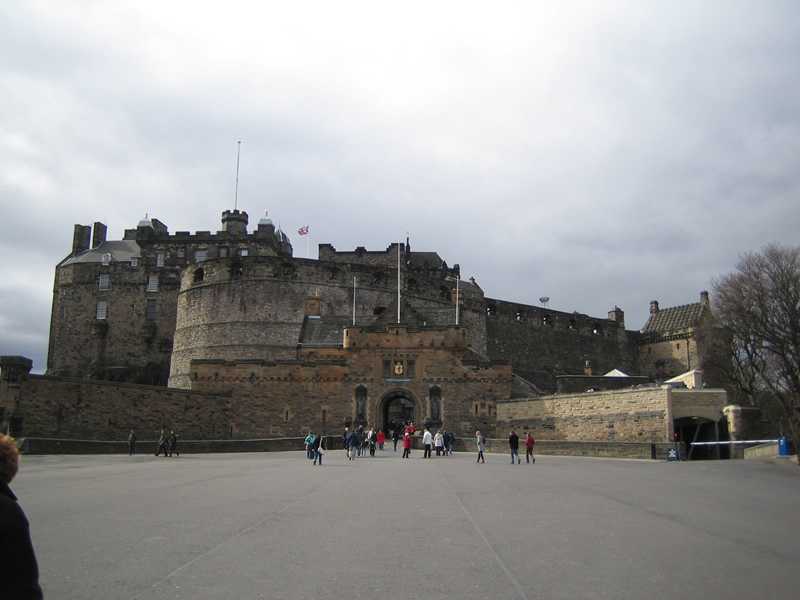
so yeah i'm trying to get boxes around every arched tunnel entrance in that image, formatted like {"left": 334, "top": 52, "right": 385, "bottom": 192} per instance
{"left": 381, "top": 389, "right": 416, "bottom": 434}
{"left": 675, "top": 416, "right": 730, "bottom": 460}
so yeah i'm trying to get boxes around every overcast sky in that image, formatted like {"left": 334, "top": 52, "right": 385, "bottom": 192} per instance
{"left": 2, "top": 1, "right": 799, "bottom": 373}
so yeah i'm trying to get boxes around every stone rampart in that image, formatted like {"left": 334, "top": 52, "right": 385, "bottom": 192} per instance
{"left": 496, "top": 387, "right": 671, "bottom": 443}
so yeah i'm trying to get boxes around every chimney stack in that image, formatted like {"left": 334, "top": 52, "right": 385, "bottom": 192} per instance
{"left": 92, "top": 222, "right": 107, "bottom": 248}
{"left": 72, "top": 224, "right": 91, "bottom": 255}
{"left": 649, "top": 300, "right": 660, "bottom": 315}
{"left": 608, "top": 306, "right": 624, "bottom": 327}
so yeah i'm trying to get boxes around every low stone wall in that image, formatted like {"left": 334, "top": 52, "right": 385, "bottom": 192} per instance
{"left": 19, "top": 435, "right": 673, "bottom": 459}
{"left": 18, "top": 436, "right": 344, "bottom": 455}
{"left": 496, "top": 387, "right": 671, "bottom": 443}
{"left": 743, "top": 442, "right": 779, "bottom": 460}
{"left": 464, "top": 438, "right": 676, "bottom": 459}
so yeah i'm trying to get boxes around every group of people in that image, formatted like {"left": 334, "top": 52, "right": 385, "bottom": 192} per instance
{"left": 307, "top": 423, "right": 537, "bottom": 466}
{"left": 155, "top": 429, "right": 179, "bottom": 457}
{"left": 303, "top": 431, "right": 326, "bottom": 465}
{"left": 476, "top": 429, "right": 536, "bottom": 464}
{"left": 125, "top": 429, "right": 180, "bottom": 457}
{"left": 342, "top": 426, "right": 386, "bottom": 459}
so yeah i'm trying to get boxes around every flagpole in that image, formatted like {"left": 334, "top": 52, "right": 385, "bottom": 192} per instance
{"left": 397, "top": 241, "right": 401, "bottom": 324}
{"left": 234, "top": 140, "right": 242, "bottom": 210}
{"left": 456, "top": 275, "right": 460, "bottom": 326}
{"left": 353, "top": 276, "right": 357, "bottom": 326}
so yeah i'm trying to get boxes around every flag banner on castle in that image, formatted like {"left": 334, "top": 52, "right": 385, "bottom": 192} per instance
{"left": 298, "top": 225, "right": 310, "bottom": 236}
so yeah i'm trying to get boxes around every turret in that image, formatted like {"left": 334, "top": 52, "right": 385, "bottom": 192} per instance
{"left": 222, "top": 209, "right": 248, "bottom": 236}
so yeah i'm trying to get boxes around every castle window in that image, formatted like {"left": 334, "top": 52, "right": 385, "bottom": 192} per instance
{"left": 101, "top": 253, "right": 112, "bottom": 266}
{"left": 676, "top": 343, "right": 680, "bottom": 350}
{"left": 239, "top": 248, "right": 249, "bottom": 257}
{"left": 383, "top": 360, "right": 391, "bottom": 378}
{"left": 592, "top": 323, "right": 601, "bottom": 335}
{"left": 284, "top": 409, "right": 289, "bottom": 423}
{"left": 429, "top": 386, "right": 442, "bottom": 423}
{"left": 146, "top": 299, "right": 157, "bottom": 321}
{"left": 515, "top": 310, "right": 523, "bottom": 322}
{"left": 568, "top": 318, "right": 576, "bottom": 330}
{"left": 374, "top": 306, "right": 386, "bottom": 316}
{"left": 177, "top": 248, "right": 185, "bottom": 258}
{"left": 193, "top": 268, "right": 204, "bottom": 284}
{"left": 219, "top": 247, "right": 229, "bottom": 258}
{"left": 156, "top": 253, "right": 165, "bottom": 268}
{"left": 407, "top": 360, "right": 416, "bottom": 378}
{"left": 355, "top": 385, "right": 367, "bottom": 424}
{"left": 230, "top": 262, "right": 243, "bottom": 279}
{"left": 98, "top": 274, "right": 111, "bottom": 291}
{"left": 321, "top": 408, "right": 327, "bottom": 425}
{"left": 147, "top": 274, "right": 159, "bottom": 292}
{"left": 542, "top": 314, "right": 551, "bottom": 326}
{"left": 487, "top": 304, "right": 496, "bottom": 317}
{"left": 96, "top": 301, "right": 108, "bottom": 320}
{"left": 195, "top": 249, "right": 208, "bottom": 263}
{"left": 130, "top": 257, "right": 138, "bottom": 268}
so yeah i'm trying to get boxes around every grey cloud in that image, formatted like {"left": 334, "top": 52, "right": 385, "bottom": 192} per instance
{"left": 2, "top": 1, "right": 800, "bottom": 372}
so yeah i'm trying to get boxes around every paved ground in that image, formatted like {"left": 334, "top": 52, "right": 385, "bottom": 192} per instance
{"left": 13, "top": 449, "right": 798, "bottom": 599}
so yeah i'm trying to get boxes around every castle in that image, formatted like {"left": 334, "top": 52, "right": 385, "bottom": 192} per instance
{"left": 1, "top": 208, "right": 746, "bottom": 456}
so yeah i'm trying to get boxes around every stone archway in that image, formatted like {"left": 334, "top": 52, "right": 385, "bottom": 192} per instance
{"left": 380, "top": 389, "right": 417, "bottom": 433}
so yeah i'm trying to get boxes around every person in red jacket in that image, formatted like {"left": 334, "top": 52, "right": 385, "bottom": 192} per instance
{"left": 402, "top": 432, "right": 412, "bottom": 459}
{"left": 525, "top": 431, "right": 536, "bottom": 464}
{"left": 376, "top": 429, "right": 386, "bottom": 450}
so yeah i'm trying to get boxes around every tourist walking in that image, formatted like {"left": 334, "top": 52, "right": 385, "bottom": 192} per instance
{"left": 128, "top": 429, "right": 136, "bottom": 456}
{"left": 392, "top": 429, "right": 400, "bottom": 452}
{"left": 304, "top": 431, "right": 315, "bottom": 459}
{"left": 377, "top": 429, "right": 385, "bottom": 450}
{"left": 445, "top": 430, "right": 455, "bottom": 455}
{"left": 422, "top": 428, "right": 433, "bottom": 458}
{"left": 367, "top": 428, "right": 377, "bottom": 457}
{"left": 525, "top": 431, "right": 536, "bottom": 463}
{"left": 509, "top": 430, "right": 520, "bottom": 464}
{"left": 343, "top": 428, "right": 349, "bottom": 456}
{"left": 313, "top": 434, "right": 325, "bottom": 465}
{"left": 434, "top": 430, "right": 444, "bottom": 456}
{"left": 0, "top": 434, "right": 44, "bottom": 600}
{"left": 402, "top": 432, "right": 412, "bottom": 459}
{"left": 347, "top": 429, "right": 360, "bottom": 460}
{"left": 155, "top": 429, "right": 169, "bottom": 457}
{"left": 475, "top": 430, "right": 486, "bottom": 463}
{"left": 168, "top": 430, "right": 179, "bottom": 457}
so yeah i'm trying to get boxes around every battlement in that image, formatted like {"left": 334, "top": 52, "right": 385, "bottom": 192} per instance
{"left": 484, "top": 298, "right": 626, "bottom": 336}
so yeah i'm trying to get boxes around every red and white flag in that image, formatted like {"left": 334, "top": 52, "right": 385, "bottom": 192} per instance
{"left": 297, "top": 225, "right": 310, "bottom": 236}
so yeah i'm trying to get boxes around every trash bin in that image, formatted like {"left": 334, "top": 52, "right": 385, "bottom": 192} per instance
{"left": 778, "top": 436, "right": 790, "bottom": 456}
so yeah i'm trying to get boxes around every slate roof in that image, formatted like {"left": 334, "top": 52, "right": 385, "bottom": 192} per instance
{"left": 61, "top": 240, "right": 141, "bottom": 266}
{"left": 299, "top": 317, "right": 350, "bottom": 346}
{"left": 641, "top": 302, "right": 705, "bottom": 334}
{"left": 408, "top": 252, "right": 444, "bottom": 269}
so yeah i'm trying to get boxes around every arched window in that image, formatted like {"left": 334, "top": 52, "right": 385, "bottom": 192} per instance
{"left": 429, "top": 386, "right": 442, "bottom": 424}
{"left": 193, "top": 268, "right": 204, "bottom": 284}
{"left": 355, "top": 385, "right": 367, "bottom": 425}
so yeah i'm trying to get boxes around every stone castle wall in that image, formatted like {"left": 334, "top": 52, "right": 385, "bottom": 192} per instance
{"left": 3, "top": 375, "right": 232, "bottom": 440}
{"left": 48, "top": 215, "right": 290, "bottom": 384}
{"left": 485, "top": 298, "right": 639, "bottom": 391}
{"left": 169, "top": 256, "right": 486, "bottom": 389}
{"left": 497, "top": 388, "right": 672, "bottom": 442}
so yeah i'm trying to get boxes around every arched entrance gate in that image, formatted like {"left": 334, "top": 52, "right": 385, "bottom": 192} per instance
{"left": 381, "top": 389, "right": 416, "bottom": 434}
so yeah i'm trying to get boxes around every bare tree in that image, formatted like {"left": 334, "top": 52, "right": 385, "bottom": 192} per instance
{"left": 713, "top": 244, "right": 800, "bottom": 459}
